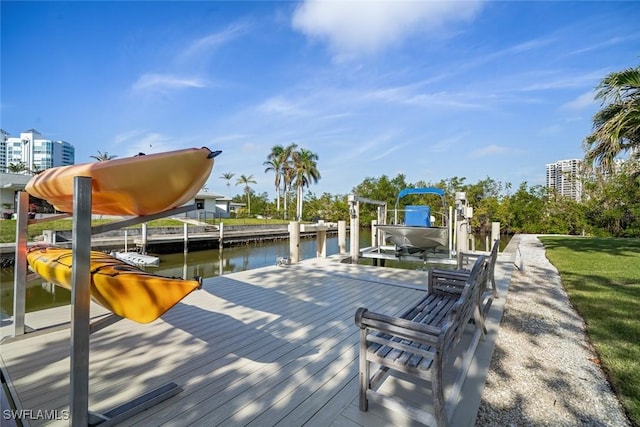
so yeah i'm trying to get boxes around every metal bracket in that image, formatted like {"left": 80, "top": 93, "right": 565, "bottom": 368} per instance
{"left": 87, "top": 383, "right": 182, "bottom": 426}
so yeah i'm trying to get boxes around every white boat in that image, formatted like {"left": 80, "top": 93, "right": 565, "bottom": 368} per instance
{"left": 110, "top": 251, "right": 160, "bottom": 267}
{"left": 376, "top": 188, "right": 448, "bottom": 253}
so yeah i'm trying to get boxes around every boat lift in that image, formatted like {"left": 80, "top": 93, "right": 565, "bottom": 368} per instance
{"left": 353, "top": 192, "right": 475, "bottom": 267}
{"left": 10, "top": 180, "right": 197, "bottom": 426}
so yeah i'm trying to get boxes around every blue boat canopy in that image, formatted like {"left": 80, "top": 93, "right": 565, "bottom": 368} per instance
{"left": 397, "top": 187, "right": 445, "bottom": 199}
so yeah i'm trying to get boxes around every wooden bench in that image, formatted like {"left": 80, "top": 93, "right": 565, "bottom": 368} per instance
{"left": 354, "top": 256, "right": 488, "bottom": 426}
{"left": 444, "top": 238, "right": 500, "bottom": 321}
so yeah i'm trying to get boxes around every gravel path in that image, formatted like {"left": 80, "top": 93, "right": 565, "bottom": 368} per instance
{"left": 475, "top": 234, "right": 631, "bottom": 427}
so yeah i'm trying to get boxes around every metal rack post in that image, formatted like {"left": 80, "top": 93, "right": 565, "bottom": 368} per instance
{"left": 12, "top": 191, "right": 29, "bottom": 337}
{"left": 70, "top": 176, "right": 92, "bottom": 425}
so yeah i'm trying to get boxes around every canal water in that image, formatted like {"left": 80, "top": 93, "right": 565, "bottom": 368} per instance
{"left": 0, "top": 231, "right": 509, "bottom": 315}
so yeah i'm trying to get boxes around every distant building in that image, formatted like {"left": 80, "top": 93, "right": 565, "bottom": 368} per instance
{"left": 3, "top": 129, "right": 75, "bottom": 173}
{"left": 546, "top": 159, "right": 583, "bottom": 202}
{"left": 192, "top": 191, "right": 233, "bottom": 219}
{"left": 0, "top": 129, "right": 9, "bottom": 168}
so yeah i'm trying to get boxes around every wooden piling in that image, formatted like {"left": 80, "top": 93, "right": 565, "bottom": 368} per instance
{"left": 338, "top": 221, "right": 347, "bottom": 254}
{"left": 317, "top": 228, "right": 327, "bottom": 258}
{"left": 183, "top": 223, "right": 189, "bottom": 254}
{"left": 289, "top": 221, "right": 300, "bottom": 263}
{"left": 141, "top": 223, "right": 148, "bottom": 254}
{"left": 491, "top": 222, "right": 500, "bottom": 249}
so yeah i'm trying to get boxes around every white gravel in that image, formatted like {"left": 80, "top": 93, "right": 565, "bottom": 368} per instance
{"left": 475, "top": 234, "right": 631, "bottom": 427}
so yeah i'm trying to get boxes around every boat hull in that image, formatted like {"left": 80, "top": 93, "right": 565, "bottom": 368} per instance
{"left": 376, "top": 224, "right": 448, "bottom": 252}
{"left": 25, "top": 147, "right": 217, "bottom": 216}
{"left": 27, "top": 246, "right": 200, "bottom": 323}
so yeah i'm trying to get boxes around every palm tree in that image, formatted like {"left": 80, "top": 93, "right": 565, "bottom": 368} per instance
{"left": 236, "top": 174, "right": 257, "bottom": 216}
{"left": 264, "top": 145, "right": 285, "bottom": 215}
{"left": 220, "top": 172, "right": 235, "bottom": 193}
{"left": 584, "top": 65, "right": 640, "bottom": 173}
{"left": 7, "top": 162, "right": 28, "bottom": 173}
{"left": 280, "top": 143, "right": 298, "bottom": 220}
{"left": 291, "top": 148, "right": 321, "bottom": 221}
{"left": 90, "top": 151, "right": 118, "bottom": 161}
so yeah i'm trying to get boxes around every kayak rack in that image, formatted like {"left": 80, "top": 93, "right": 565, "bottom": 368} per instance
{"left": 11, "top": 178, "right": 198, "bottom": 426}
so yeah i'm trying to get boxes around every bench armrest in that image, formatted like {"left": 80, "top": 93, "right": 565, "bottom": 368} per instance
{"left": 355, "top": 307, "right": 441, "bottom": 346}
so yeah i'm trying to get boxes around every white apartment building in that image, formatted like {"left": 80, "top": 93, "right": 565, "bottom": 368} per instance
{"left": 3, "top": 129, "right": 75, "bottom": 173}
{"left": 0, "top": 129, "right": 9, "bottom": 168}
{"left": 546, "top": 159, "right": 583, "bottom": 202}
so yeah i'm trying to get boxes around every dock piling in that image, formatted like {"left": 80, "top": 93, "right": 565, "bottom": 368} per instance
{"left": 183, "top": 223, "right": 188, "bottom": 254}
{"left": 491, "top": 222, "right": 500, "bottom": 249}
{"left": 338, "top": 221, "right": 346, "bottom": 254}
{"left": 141, "top": 223, "right": 148, "bottom": 254}
{"left": 289, "top": 221, "right": 300, "bottom": 263}
{"left": 317, "top": 228, "right": 327, "bottom": 258}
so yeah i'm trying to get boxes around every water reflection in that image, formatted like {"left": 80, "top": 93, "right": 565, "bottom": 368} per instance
{"left": 0, "top": 234, "right": 348, "bottom": 315}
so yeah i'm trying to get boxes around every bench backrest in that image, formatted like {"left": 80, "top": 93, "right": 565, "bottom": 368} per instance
{"left": 428, "top": 270, "right": 467, "bottom": 297}
{"left": 482, "top": 239, "right": 499, "bottom": 295}
{"left": 441, "top": 255, "right": 486, "bottom": 351}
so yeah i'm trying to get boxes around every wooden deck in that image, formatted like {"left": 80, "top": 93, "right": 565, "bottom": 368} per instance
{"left": 1, "top": 256, "right": 514, "bottom": 426}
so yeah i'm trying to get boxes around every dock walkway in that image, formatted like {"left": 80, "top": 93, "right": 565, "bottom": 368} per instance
{"left": 1, "top": 254, "right": 515, "bottom": 426}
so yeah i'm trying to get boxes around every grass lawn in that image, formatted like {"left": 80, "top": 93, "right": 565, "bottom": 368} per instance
{"left": 0, "top": 217, "right": 290, "bottom": 243}
{"left": 540, "top": 236, "right": 640, "bottom": 426}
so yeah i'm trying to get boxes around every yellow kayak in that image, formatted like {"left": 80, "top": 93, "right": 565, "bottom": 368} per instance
{"left": 25, "top": 147, "right": 220, "bottom": 216}
{"left": 27, "top": 245, "right": 201, "bottom": 323}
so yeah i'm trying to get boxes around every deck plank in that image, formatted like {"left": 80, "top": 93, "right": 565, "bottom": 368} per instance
{"left": 0, "top": 259, "right": 512, "bottom": 427}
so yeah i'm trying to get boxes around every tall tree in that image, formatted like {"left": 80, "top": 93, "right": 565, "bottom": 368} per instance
{"left": 236, "top": 174, "right": 257, "bottom": 216}
{"left": 291, "top": 148, "right": 321, "bottom": 221}
{"left": 280, "top": 143, "right": 298, "bottom": 220}
{"left": 90, "top": 151, "right": 118, "bottom": 161}
{"left": 583, "top": 65, "right": 640, "bottom": 172}
{"left": 220, "top": 172, "right": 235, "bottom": 193}
{"left": 264, "top": 145, "right": 285, "bottom": 215}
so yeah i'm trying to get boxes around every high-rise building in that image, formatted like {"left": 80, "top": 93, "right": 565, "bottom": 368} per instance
{"left": 0, "top": 129, "right": 9, "bottom": 169}
{"left": 4, "top": 129, "right": 75, "bottom": 173}
{"left": 546, "top": 159, "right": 583, "bottom": 202}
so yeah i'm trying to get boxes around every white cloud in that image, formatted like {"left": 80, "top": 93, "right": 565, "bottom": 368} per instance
{"left": 366, "top": 85, "right": 486, "bottom": 110}
{"left": 560, "top": 91, "right": 596, "bottom": 111}
{"left": 257, "top": 97, "right": 310, "bottom": 116}
{"left": 564, "top": 33, "right": 640, "bottom": 57}
{"left": 112, "top": 129, "right": 146, "bottom": 145}
{"left": 539, "top": 124, "right": 563, "bottom": 136}
{"left": 369, "top": 142, "right": 406, "bottom": 161}
{"left": 132, "top": 73, "right": 208, "bottom": 92}
{"left": 178, "top": 22, "right": 249, "bottom": 62}
{"left": 469, "top": 144, "right": 507, "bottom": 158}
{"left": 430, "top": 133, "right": 469, "bottom": 153}
{"left": 291, "top": 0, "right": 485, "bottom": 57}
{"left": 520, "top": 70, "right": 604, "bottom": 92}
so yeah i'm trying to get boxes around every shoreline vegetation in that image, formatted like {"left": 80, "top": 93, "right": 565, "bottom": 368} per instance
{"left": 540, "top": 236, "right": 640, "bottom": 426}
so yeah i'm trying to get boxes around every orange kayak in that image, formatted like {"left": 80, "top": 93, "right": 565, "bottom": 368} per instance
{"left": 25, "top": 147, "right": 220, "bottom": 216}
{"left": 27, "top": 245, "right": 201, "bottom": 323}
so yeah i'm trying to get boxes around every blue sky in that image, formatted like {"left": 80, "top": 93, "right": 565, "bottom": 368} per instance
{"left": 2, "top": 1, "right": 639, "bottom": 198}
